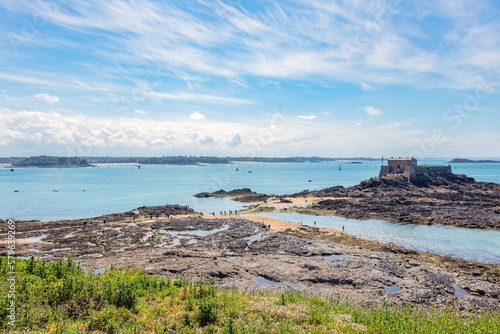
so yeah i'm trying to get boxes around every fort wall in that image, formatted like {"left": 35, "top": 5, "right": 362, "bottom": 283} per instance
{"left": 416, "top": 165, "right": 452, "bottom": 177}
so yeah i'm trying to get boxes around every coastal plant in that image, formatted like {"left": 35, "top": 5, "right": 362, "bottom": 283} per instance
{"left": 197, "top": 298, "right": 217, "bottom": 326}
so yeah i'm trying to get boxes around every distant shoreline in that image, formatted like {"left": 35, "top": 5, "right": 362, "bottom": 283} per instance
{"left": 448, "top": 158, "right": 500, "bottom": 163}
{"left": 5, "top": 161, "right": 314, "bottom": 168}
{"left": 7, "top": 165, "right": 95, "bottom": 168}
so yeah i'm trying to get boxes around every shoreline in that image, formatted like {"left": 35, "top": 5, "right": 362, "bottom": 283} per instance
{"left": 4, "top": 161, "right": 313, "bottom": 168}
{"left": 201, "top": 214, "right": 343, "bottom": 235}
{"left": 199, "top": 175, "right": 500, "bottom": 230}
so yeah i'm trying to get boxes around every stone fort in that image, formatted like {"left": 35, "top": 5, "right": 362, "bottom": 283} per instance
{"left": 379, "top": 157, "right": 452, "bottom": 182}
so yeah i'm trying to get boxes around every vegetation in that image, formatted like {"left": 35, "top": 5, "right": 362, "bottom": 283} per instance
{"left": 1, "top": 257, "right": 499, "bottom": 333}
{"left": 12, "top": 156, "right": 90, "bottom": 167}
{"left": 86, "top": 156, "right": 303, "bottom": 165}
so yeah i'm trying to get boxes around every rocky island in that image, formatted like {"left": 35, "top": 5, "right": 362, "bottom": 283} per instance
{"left": 198, "top": 158, "right": 500, "bottom": 230}
{"left": 448, "top": 158, "right": 500, "bottom": 164}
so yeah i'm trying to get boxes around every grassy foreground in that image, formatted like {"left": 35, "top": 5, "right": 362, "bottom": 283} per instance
{"left": 1, "top": 258, "right": 499, "bottom": 333}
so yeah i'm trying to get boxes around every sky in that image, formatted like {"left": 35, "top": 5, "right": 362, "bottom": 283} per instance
{"left": 1, "top": 0, "right": 500, "bottom": 158}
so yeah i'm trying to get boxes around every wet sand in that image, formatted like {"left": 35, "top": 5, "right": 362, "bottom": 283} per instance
{"left": 159, "top": 213, "right": 343, "bottom": 235}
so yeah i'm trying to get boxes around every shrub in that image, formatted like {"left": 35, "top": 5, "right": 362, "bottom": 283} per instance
{"left": 197, "top": 298, "right": 217, "bottom": 327}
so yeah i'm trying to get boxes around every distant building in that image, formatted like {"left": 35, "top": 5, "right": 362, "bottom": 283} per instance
{"left": 379, "top": 157, "right": 452, "bottom": 182}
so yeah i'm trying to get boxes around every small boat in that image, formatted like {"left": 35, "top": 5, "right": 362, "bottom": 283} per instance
{"left": 10, "top": 169, "right": 14, "bottom": 172}
{"left": 138, "top": 165, "right": 141, "bottom": 169}
{"left": 248, "top": 165, "right": 253, "bottom": 173}
{"left": 236, "top": 168, "right": 238, "bottom": 172}
{"left": 338, "top": 164, "right": 342, "bottom": 170}
{"left": 14, "top": 190, "right": 19, "bottom": 192}
{"left": 82, "top": 187, "right": 85, "bottom": 191}
{"left": 53, "top": 189, "right": 58, "bottom": 192}
{"left": 308, "top": 180, "right": 312, "bottom": 182}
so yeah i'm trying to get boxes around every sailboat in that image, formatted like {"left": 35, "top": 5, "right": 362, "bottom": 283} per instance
{"left": 338, "top": 164, "right": 342, "bottom": 170}
{"left": 248, "top": 165, "right": 253, "bottom": 173}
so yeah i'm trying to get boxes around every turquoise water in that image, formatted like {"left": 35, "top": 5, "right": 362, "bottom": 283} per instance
{"left": 260, "top": 212, "right": 500, "bottom": 264}
{"left": 2, "top": 160, "right": 389, "bottom": 221}
{"left": 2, "top": 159, "right": 500, "bottom": 263}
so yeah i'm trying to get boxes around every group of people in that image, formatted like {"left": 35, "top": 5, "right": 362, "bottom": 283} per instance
{"left": 208, "top": 210, "right": 240, "bottom": 217}
{"left": 71, "top": 219, "right": 108, "bottom": 226}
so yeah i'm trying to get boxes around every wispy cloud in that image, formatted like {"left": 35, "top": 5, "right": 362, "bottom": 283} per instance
{"left": 0, "top": 73, "right": 57, "bottom": 87}
{"left": 33, "top": 92, "right": 59, "bottom": 103}
{"left": 3, "top": 0, "right": 499, "bottom": 89}
{"left": 296, "top": 115, "right": 317, "bottom": 120}
{"left": 361, "top": 82, "right": 372, "bottom": 90}
{"left": 1, "top": 1, "right": 500, "bottom": 158}
{"left": 363, "top": 106, "right": 383, "bottom": 116}
{"left": 377, "top": 121, "right": 412, "bottom": 129}
{"left": 149, "top": 91, "right": 254, "bottom": 105}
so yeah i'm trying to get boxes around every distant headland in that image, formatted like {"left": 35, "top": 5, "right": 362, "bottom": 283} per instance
{"left": 1, "top": 155, "right": 378, "bottom": 167}
{"left": 10, "top": 156, "right": 92, "bottom": 168}
{"left": 448, "top": 158, "right": 500, "bottom": 164}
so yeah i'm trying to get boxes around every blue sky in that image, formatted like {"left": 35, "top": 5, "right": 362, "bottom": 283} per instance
{"left": 1, "top": 0, "right": 500, "bottom": 158}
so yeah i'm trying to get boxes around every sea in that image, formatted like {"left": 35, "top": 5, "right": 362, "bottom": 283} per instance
{"left": 2, "top": 158, "right": 500, "bottom": 263}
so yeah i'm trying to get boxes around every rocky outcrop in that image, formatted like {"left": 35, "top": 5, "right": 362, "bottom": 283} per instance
{"left": 194, "top": 188, "right": 270, "bottom": 202}
{"left": 137, "top": 204, "right": 196, "bottom": 217}
{"left": 286, "top": 175, "right": 500, "bottom": 229}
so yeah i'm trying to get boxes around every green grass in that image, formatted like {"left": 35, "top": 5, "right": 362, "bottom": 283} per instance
{"left": 1, "top": 257, "right": 499, "bottom": 333}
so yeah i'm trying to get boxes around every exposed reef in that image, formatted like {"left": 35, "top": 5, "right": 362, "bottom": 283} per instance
{"left": 194, "top": 188, "right": 270, "bottom": 202}
{"left": 1, "top": 210, "right": 499, "bottom": 312}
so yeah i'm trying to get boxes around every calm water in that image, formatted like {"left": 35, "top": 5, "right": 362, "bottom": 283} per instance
{"left": 1, "top": 158, "right": 500, "bottom": 262}
{"left": 260, "top": 212, "right": 500, "bottom": 264}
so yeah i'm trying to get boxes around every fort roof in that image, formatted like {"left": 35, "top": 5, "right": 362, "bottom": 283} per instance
{"left": 390, "top": 157, "right": 415, "bottom": 160}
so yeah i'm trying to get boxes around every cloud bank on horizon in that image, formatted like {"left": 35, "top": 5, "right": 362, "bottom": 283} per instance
{"left": 0, "top": 0, "right": 499, "bottom": 158}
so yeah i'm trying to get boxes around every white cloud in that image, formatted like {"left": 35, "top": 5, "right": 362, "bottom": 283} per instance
{"left": 33, "top": 93, "right": 59, "bottom": 104}
{"left": 0, "top": 108, "right": 498, "bottom": 157}
{"left": 189, "top": 111, "right": 205, "bottom": 121}
{"left": 149, "top": 91, "right": 253, "bottom": 105}
{"left": 378, "top": 121, "right": 412, "bottom": 129}
{"left": 133, "top": 109, "right": 148, "bottom": 115}
{"left": 296, "top": 115, "right": 317, "bottom": 120}
{"left": 361, "top": 82, "right": 372, "bottom": 90}
{"left": 227, "top": 133, "right": 242, "bottom": 147}
{"left": 363, "top": 106, "right": 383, "bottom": 116}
